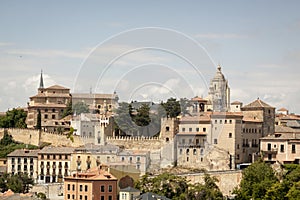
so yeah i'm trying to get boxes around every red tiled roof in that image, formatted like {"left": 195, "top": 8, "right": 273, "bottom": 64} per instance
{"left": 243, "top": 99, "right": 274, "bottom": 108}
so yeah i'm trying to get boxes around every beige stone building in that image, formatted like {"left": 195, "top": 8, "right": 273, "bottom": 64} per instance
{"left": 241, "top": 98, "right": 275, "bottom": 137}
{"left": 119, "top": 187, "right": 140, "bottom": 200}
{"left": 71, "top": 144, "right": 150, "bottom": 176}
{"left": 37, "top": 146, "right": 74, "bottom": 184}
{"left": 7, "top": 149, "right": 40, "bottom": 182}
{"left": 26, "top": 71, "right": 71, "bottom": 131}
{"left": 71, "top": 93, "right": 119, "bottom": 117}
{"left": 206, "top": 65, "right": 230, "bottom": 112}
{"left": 64, "top": 166, "right": 118, "bottom": 200}
{"left": 260, "top": 132, "right": 300, "bottom": 164}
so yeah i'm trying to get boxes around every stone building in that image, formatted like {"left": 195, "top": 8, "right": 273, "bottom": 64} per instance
{"left": 260, "top": 132, "right": 300, "bottom": 164}
{"left": 71, "top": 93, "right": 119, "bottom": 117}
{"left": 71, "top": 113, "right": 114, "bottom": 145}
{"left": 26, "top": 71, "right": 71, "bottom": 131}
{"left": 7, "top": 149, "right": 40, "bottom": 182}
{"left": 241, "top": 98, "right": 275, "bottom": 137}
{"left": 119, "top": 187, "right": 140, "bottom": 200}
{"left": 64, "top": 166, "right": 118, "bottom": 200}
{"left": 70, "top": 144, "right": 150, "bottom": 176}
{"left": 207, "top": 65, "right": 230, "bottom": 112}
{"left": 37, "top": 146, "right": 74, "bottom": 184}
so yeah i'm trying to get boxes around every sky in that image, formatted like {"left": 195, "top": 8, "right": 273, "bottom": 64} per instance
{"left": 1, "top": 0, "right": 300, "bottom": 113}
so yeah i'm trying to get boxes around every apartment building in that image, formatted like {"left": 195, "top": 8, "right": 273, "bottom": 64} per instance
{"left": 37, "top": 146, "right": 74, "bottom": 183}
{"left": 7, "top": 149, "right": 39, "bottom": 182}
{"left": 64, "top": 166, "right": 117, "bottom": 200}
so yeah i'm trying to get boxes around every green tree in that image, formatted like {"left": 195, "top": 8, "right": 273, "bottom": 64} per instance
{"left": 0, "top": 108, "right": 27, "bottom": 128}
{"left": 114, "top": 102, "right": 137, "bottom": 136}
{"left": 36, "top": 109, "right": 41, "bottom": 130}
{"left": 67, "top": 127, "right": 74, "bottom": 142}
{"left": 187, "top": 174, "right": 223, "bottom": 200}
{"left": 135, "top": 172, "right": 188, "bottom": 199}
{"left": 134, "top": 104, "right": 151, "bottom": 136}
{"left": 61, "top": 101, "right": 73, "bottom": 118}
{"left": 73, "top": 102, "right": 89, "bottom": 115}
{"left": 0, "top": 129, "right": 14, "bottom": 145}
{"left": 234, "top": 161, "right": 278, "bottom": 200}
{"left": 286, "top": 181, "right": 300, "bottom": 200}
{"left": 161, "top": 98, "right": 181, "bottom": 118}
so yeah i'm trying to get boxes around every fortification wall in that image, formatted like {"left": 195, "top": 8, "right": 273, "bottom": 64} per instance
{"left": 181, "top": 170, "right": 242, "bottom": 196}
{"left": 0, "top": 128, "right": 84, "bottom": 147}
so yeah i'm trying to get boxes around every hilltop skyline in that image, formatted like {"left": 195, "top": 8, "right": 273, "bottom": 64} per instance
{"left": 1, "top": 0, "right": 300, "bottom": 113}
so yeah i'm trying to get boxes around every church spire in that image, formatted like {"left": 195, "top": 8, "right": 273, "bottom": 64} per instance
{"left": 39, "top": 70, "right": 44, "bottom": 89}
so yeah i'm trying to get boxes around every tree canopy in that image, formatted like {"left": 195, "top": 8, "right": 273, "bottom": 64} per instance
{"left": 0, "top": 173, "right": 34, "bottom": 193}
{"left": 72, "top": 102, "right": 89, "bottom": 115}
{"left": 0, "top": 108, "right": 27, "bottom": 128}
{"left": 135, "top": 172, "right": 223, "bottom": 200}
{"left": 234, "top": 161, "right": 278, "bottom": 200}
{"left": 234, "top": 161, "right": 300, "bottom": 200}
{"left": 161, "top": 98, "right": 181, "bottom": 118}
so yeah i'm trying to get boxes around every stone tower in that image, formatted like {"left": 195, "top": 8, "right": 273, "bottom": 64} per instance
{"left": 207, "top": 65, "right": 230, "bottom": 112}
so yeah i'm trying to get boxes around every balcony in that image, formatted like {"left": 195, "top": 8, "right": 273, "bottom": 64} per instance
{"left": 263, "top": 148, "right": 278, "bottom": 154}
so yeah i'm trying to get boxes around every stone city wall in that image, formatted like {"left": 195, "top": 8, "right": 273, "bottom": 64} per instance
{"left": 180, "top": 170, "right": 242, "bottom": 196}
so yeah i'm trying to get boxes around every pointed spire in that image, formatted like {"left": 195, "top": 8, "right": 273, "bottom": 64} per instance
{"left": 39, "top": 69, "right": 44, "bottom": 89}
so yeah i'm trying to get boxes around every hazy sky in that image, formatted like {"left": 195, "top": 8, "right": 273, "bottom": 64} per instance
{"left": 1, "top": 0, "right": 300, "bottom": 113}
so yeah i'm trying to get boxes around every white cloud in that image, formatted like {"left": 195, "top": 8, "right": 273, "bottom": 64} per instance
{"left": 23, "top": 74, "right": 56, "bottom": 91}
{"left": 0, "top": 42, "right": 14, "bottom": 47}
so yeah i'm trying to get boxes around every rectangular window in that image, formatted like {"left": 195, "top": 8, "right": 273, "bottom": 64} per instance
{"left": 108, "top": 196, "right": 112, "bottom": 200}
{"left": 52, "top": 114, "right": 56, "bottom": 119}
{"left": 108, "top": 185, "right": 113, "bottom": 192}
{"left": 179, "top": 149, "right": 182, "bottom": 155}
{"left": 214, "top": 139, "right": 218, "bottom": 144}
{"left": 79, "top": 195, "right": 82, "bottom": 200}
{"left": 67, "top": 184, "right": 70, "bottom": 191}
{"left": 80, "top": 185, "right": 82, "bottom": 191}
{"left": 72, "top": 184, "right": 75, "bottom": 191}
{"left": 101, "top": 196, "right": 104, "bottom": 200}
{"left": 196, "top": 128, "right": 199, "bottom": 132}
{"left": 292, "top": 144, "right": 296, "bottom": 154}
{"left": 166, "top": 126, "right": 170, "bottom": 131}
{"left": 85, "top": 185, "right": 88, "bottom": 192}
{"left": 203, "top": 128, "right": 206, "bottom": 132}
{"left": 101, "top": 185, "right": 105, "bottom": 192}
{"left": 67, "top": 194, "right": 70, "bottom": 199}
{"left": 267, "top": 143, "right": 271, "bottom": 151}
{"left": 137, "top": 157, "right": 140, "bottom": 162}
{"left": 85, "top": 196, "right": 87, "bottom": 200}
{"left": 182, "top": 128, "right": 185, "bottom": 132}
{"left": 280, "top": 144, "right": 284, "bottom": 152}
{"left": 196, "top": 139, "right": 199, "bottom": 145}
{"left": 44, "top": 114, "right": 48, "bottom": 119}
{"left": 189, "top": 128, "right": 192, "bottom": 132}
